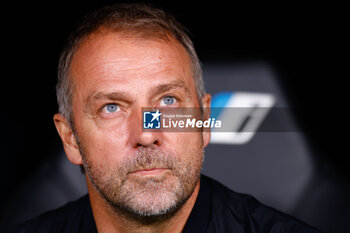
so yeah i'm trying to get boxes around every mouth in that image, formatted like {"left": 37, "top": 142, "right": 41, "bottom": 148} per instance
{"left": 129, "top": 168, "right": 170, "bottom": 176}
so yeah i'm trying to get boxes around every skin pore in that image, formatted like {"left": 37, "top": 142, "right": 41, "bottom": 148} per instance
{"left": 54, "top": 30, "right": 211, "bottom": 233}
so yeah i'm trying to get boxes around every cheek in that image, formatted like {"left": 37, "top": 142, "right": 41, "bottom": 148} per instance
{"left": 166, "top": 132, "right": 203, "bottom": 156}
{"left": 78, "top": 122, "right": 129, "bottom": 166}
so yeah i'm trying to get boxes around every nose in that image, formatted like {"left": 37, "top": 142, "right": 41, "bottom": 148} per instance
{"left": 128, "top": 108, "right": 163, "bottom": 148}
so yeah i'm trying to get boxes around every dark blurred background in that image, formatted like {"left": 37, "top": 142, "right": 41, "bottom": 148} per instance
{"left": 1, "top": 1, "right": 347, "bottom": 233}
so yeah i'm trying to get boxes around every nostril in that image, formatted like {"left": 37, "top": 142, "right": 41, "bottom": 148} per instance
{"left": 153, "top": 139, "right": 160, "bottom": 146}
{"left": 137, "top": 139, "right": 159, "bottom": 147}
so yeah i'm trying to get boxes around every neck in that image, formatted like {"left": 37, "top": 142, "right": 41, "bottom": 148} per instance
{"left": 86, "top": 177, "right": 200, "bottom": 233}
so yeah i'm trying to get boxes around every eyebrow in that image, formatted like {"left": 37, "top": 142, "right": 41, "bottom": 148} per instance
{"left": 86, "top": 92, "right": 131, "bottom": 106}
{"left": 86, "top": 80, "right": 192, "bottom": 107}
{"left": 152, "top": 80, "right": 192, "bottom": 98}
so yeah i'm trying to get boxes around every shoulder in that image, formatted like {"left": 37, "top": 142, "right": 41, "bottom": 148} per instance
{"left": 8, "top": 195, "right": 91, "bottom": 233}
{"left": 202, "top": 175, "right": 322, "bottom": 233}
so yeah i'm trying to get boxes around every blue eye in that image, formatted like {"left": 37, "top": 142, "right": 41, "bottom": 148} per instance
{"left": 104, "top": 104, "right": 119, "bottom": 113}
{"left": 161, "top": 96, "right": 176, "bottom": 106}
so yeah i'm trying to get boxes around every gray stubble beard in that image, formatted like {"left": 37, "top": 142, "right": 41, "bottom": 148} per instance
{"left": 77, "top": 139, "right": 204, "bottom": 224}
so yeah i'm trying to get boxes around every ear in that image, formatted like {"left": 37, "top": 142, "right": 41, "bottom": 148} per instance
{"left": 53, "top": 113, "right": 83, "bottom": 165}
{"left": 201, "top": 94, "right": 211, "bottom": 148}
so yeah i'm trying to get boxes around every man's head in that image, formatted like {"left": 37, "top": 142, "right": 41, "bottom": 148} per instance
{"left": 54, "top": 3, "right": 211, "bottom": 222}
{"left": 56, "top": 3, "right": 205, "bottom": 127}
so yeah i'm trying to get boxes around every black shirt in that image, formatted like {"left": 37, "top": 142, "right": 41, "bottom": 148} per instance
{"left": 11, "top": 175, "right": 321, "bottom": 233}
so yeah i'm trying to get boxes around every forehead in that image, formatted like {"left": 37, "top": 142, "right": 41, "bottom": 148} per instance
{"left": 69, "top": 31, "right": 193, "bottom": 89}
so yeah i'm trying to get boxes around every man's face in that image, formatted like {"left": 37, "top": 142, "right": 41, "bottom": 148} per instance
{"left": 67, "top": 31, "right": 210, "bottom": 218}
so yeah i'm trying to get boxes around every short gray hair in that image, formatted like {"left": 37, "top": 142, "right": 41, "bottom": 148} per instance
{"left": 57, "top": 3, "right": 205, "bottom": 126}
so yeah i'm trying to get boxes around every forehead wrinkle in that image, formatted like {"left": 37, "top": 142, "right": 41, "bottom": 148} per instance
{"left": 82, "top": 60, "right": 182, "bottom": 79}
